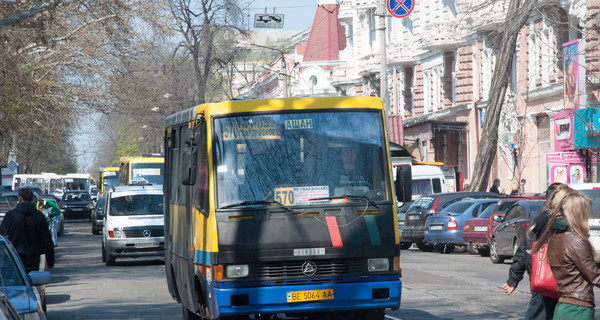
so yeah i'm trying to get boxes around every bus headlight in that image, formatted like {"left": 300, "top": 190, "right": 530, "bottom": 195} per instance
{"left": 226, "top": 265, "right": 249, "bottom": 278}
{"left": 367, "top": 258, "right": 389, "bottom": 272}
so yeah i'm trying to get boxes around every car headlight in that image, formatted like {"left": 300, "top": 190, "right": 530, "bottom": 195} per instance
{"left": 226, "top": 264, "right": 249, "bottom": 278}
{"left": 108, "top": 229, "right": 126, "bottom": 239}
{"left": 61, "top": 204, "right": 67, "bottom": 209}
{"left": 22, "top": 311, "right": 43, "bottom": 320}
{"left": 367, "top": 258, "right": 389, "bottom": 272}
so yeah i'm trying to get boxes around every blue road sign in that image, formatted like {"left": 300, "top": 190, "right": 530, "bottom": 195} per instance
{"left": 387, "top": 0, "right": 415, "bottom": 18}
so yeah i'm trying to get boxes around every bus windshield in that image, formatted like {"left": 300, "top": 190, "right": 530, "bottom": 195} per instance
{"left": 213, "top": 111, "right": 390, "bottom": 208}
{"left": 131, "top": 163, "right": 163, "bottom": 185}
{"left": 103, "top": 171, "right": 119, "bottom": 189}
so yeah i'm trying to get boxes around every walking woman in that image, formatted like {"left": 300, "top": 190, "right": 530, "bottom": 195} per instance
{"left": 530, "top": 186, "right": 600, "bottom": 319}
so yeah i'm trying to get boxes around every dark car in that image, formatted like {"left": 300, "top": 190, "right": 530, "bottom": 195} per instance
{"left": 462, "top": 203, "right": 497, "bottom": 256}
{"left": 91, "top": 196, "right": 106, "bottom": 235}
{"left": 397, "top": 201, "right": 413, "bottom": 250}
{"left": 16, "top": 186, "right": 44, "bottom": 197}
{"left": 0, "top": 192, "right": 18, "bottom": 222}
{"left": 403, "top": 192, "right": 501, "bottom": 251}
{"left": 61, "top": 190, "right": 94, "bottom": 220}
{"left": 489, "top": 199, "right": 545, "bottom": 264}
{"left": 424, "top": 199, "right": 498, "bottom": 253}
{"left": 486, "top": 194, "right": 546, "bottom": 246}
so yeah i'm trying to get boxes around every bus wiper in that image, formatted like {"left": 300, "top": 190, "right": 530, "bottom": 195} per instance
{"left": 309, "top": 195, "right": 379, "bottom": 208}
{"left": 220, "top": 200, "right": 291, "bottom": 212}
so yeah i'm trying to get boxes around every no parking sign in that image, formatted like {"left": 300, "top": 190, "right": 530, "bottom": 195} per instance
{"left": 387, "top": 0, "right": 415, "bottom": 18}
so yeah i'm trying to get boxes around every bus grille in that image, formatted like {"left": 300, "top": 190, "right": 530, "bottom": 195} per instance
{"left": 255, "top": 259, "right": 362, "bottom": 280}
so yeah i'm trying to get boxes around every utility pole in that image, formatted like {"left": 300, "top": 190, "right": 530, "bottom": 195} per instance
{"left": 377, "top": 0, "right": 388, "bottom": 116}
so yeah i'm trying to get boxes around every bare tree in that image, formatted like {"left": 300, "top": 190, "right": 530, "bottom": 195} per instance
{"left": 168, "top": 0, "right": 246, "bottom": 104}
{"left": 468, "top": 0, "right": 539, "bottom": 191}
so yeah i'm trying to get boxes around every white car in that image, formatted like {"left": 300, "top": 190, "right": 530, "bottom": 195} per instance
{"left": 102, "top": 185, "right": 164, "bottom": 266}
{"left": 569, "top": 183, "right": 600, "bottom": 256}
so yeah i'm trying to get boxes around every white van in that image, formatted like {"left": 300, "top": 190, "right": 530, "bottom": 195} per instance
{"left": 569, "top": 183, "right": 600, "bottom": 256}
{"left": 102, "top": 184, "right": 164, "bottom": 266}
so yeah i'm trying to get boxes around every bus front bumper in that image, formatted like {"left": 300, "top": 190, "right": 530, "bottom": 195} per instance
{"left": 209, "top": 278, "right": 401, "bottom": 317}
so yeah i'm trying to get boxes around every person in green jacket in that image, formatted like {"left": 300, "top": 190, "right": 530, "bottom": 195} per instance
{"left": 40, "top": 199, "right": 61, "bottom": 247}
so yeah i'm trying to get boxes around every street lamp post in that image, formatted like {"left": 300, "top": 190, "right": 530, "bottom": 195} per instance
{"left": 239, "top": 42, "right": 289, "bottom": 98}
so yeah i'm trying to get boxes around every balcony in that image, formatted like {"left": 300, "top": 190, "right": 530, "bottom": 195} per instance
{"left": 420, "top": 22, "right": 467, "bottom": 51}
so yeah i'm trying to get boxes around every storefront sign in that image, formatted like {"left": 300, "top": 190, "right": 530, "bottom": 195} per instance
{"left": 554, "top": 110, "right": 574, "bottom": 151}
{"left": 545, "top": 152, "right": 584, "bottom": 164}
{"left": 545, "top": 153, "right": 562, "bottom": 164}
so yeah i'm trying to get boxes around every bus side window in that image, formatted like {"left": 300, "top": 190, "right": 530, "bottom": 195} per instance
{"left": 432, "top": 179, "right": 442, "bottom": 193}
{"left": 193, "top": 120, "right": 209, "bottom": 216}
{"left": 169, "top": 127, "right": 179, "bottom": 204}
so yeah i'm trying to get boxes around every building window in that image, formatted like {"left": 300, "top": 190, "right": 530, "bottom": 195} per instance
{"left": 423, "top": 72, "right": 430, "bottom": 114}
{"left": 481, "top": 44, "right": 493, "bottom": 101}
{"left": 404, "top": 67, "right": 414, "bottom": 117}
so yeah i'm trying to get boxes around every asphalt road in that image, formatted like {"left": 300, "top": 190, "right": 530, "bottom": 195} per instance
{"left": 42, "top": 221, "right": 600, "bottom": 320}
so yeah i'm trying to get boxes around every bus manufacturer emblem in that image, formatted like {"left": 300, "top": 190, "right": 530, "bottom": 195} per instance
{"left": 143, "top": 229, "right": 152, "bottom": 237}
{"left": 302, "top": 261, "right": 317, "bottom": 277}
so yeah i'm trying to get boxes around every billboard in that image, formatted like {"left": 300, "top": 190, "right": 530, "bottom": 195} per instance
{"left": 563, "top": 39, "right": 586, "bottom": 110}
{"left": 554, "top": 110, "right": 574, "bottom": 151}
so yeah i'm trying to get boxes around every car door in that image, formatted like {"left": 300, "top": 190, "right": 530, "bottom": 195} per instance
{"left": 495, "top": 204, "right": 523, "bottom": 255}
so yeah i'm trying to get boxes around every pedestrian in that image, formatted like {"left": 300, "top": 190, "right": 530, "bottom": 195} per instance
{"left": 502, "top": 182, "right": 563, "bottom": 319}
{"left": 0, "top": 188, "right": 54, "bottom": 273}
{"left": 489, "top": 179, "right": 501, "bottom": 194}
{"left": 40, "top": 199, "right": 61, "bottom": 247}
{"left": 531, "top": 187, "right": 600, "bottom": 320}
{"left": 520, "top": 179, "right": 526, "bottom": 194}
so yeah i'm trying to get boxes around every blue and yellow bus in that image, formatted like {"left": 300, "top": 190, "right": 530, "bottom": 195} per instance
{"left": 163, "top": 96, "right": 409, "bottom": 319}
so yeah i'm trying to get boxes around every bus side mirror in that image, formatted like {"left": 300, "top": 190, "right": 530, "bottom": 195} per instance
{"left": 181, "top": 147, "right": 198, "bottom": 186}
{"left": 394, "top": 165, "right": 412, "bottom": 203}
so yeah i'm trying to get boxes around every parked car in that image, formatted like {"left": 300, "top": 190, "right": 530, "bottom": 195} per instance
{"left": 569, "top": 183, "right": 600, "bottom": 256}
{"left": 462, "top": 203, "right": 497, "bottom": 256}
{"left": 424, "top": 199, "right": 498, "bottom": 253}
{"left": 39, "top": 196, "right": 64, "bottom": 237}
{"left": 102, "top": 185, "right": 164, "bottom": 266}
{"left": 61, "top": 190, "right": 94, "bottom": 220}
{"left": 397, "top": 201, "right": 413, "bottom": 250}
{"left": 0, "top": 235, "right": 50, "bottom": 319}
{"left": 489, "top": 199, "right": 545, "bottom": 263}
{"left": 486, "top": 194, "right": 546, "bottom": 247}
{"left": 0, "top": 192, "right": 18, "bottom": 222}
{"left": 403, "top": 192, "right": 501, "bottom": 251}
{"left": 16, "top": 186, "right": 44, "bottom": 197}
{"left": 0, "top": 288, "right": 21, "bottom": 320}
{"left": 91, "top": 196, "right": 106, "bottom": 235}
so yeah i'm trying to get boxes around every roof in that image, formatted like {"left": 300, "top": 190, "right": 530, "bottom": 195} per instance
{"left": 109, "top": 185, "right": 163, "bottom": 197}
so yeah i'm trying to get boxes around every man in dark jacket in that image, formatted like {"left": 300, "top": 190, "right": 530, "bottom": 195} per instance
{"left": 0, "top": 188, "right": 54, "bottom": 273}
{"left": 502, "top": 183, "right": 561, "bottom": 319}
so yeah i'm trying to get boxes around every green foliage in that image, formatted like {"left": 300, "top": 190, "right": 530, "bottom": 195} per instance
{"left": 111, "top": 118, "right": 145, "bottom": 164}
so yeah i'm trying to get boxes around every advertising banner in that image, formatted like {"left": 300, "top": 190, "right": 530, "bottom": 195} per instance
{"left": 574, "top": 107, "right": 600, "bottom": 149}
{"left": 563, "top": 39, "right": 586, "bottom": 110}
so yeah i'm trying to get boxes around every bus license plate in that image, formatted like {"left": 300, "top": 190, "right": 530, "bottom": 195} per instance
{"left": 287, "top": 289, "right": 334, "bottom": 303}
{"left": 135, "top": 242, "right": 158, "bottom": 249}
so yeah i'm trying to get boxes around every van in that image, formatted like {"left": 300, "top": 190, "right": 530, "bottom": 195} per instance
{"left": 101, "top": 184, "right": 164, "bottom": 266}
{"left": 569, "top": 183, "right": 600, "bottom": 256}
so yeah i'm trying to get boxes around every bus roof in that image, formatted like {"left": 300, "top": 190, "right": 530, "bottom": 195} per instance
{"left": 101, "top": 167, "right": 119, "bottom": 172}
{"left": 165, "top": 96, "right": 384, "bottom": 127}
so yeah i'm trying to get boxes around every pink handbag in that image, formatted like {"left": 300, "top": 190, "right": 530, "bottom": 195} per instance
{"left": 531, "top": 242, "right": 559, "bottom": 299}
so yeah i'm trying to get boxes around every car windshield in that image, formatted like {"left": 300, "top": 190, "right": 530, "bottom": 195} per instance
{"left": 0, "top": 243, "right": 25, "bottom": 287}
{"left": 408, "top": 196, "right": 436, "bottom": 211}
{"left": 0, "top": 196, "right": 18, "bottom": 211}
{"left": 96, "top": 197, "right": 105, "bottom": 210}
{"left": 109, "top": 194, "right": 163, "bottom": 216}
{"left": 440, "top": 201, "right": 474, "bottom": 214}
{"left": 64, "top": 193, "right": 91, "bottom": 202}
{"left": 577, "top": 190, "right": 600, "bottom": 219}
{"left": 90, "top": 188, "right": 98, "bottom": 196}
{"left": 478, "top": 204, "right": 496, "bottom": 219}
{"left": 213, "top": 111, "right": 390, "bottom": 208}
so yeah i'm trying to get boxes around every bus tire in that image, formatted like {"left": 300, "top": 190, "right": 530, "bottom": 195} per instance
{"left": 182, "top": 307, "right": 202, "bottom": 320}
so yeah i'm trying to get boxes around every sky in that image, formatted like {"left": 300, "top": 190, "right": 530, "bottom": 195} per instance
{"left": 74, "top": 1, "right": 319, "bottom": 173}
{"left": 244, "top": 0, "right": 318, "bottom": 31}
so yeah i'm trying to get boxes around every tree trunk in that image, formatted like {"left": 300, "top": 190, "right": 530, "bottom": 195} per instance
{"left": 468, "top": 0, "right": 538, "bottom": 191}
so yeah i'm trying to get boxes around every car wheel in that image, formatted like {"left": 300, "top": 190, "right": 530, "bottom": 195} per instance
{"left": 400, "top": 242, "right": 412, "bottom": 250}
{"left": 416, "top": 242, "right": 434, "bottom": 252}
{"left": 101, "top": 241, "right": 106, "bottom": 263}
{"left": 466, "top": 243, "right": 478, "bottom": 255}
{"left": 436, "top": 244, "right": 455, "bottom": 254}
{"left": 490, "top": 238, "right": 505, "bottom": 264}
{"left": 105, "top": 252, "right": 115, "bottom": 266}
{"left": 478, "top": 247, "right": 490, "bottom": 257}
{"left": 182, "top": 307, "right": 203, "bottom": 320}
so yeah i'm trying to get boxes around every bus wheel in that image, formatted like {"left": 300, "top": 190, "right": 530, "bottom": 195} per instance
{"left": 182, "top": 307, "right": 202, "bottom": 320}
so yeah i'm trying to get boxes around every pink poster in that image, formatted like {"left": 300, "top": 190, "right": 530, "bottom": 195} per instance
{"left": 568, "top": 164, "right": 585, "bottom": 184}
{"left": 551, "top": 166, "right": 568, "bottom": 184}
